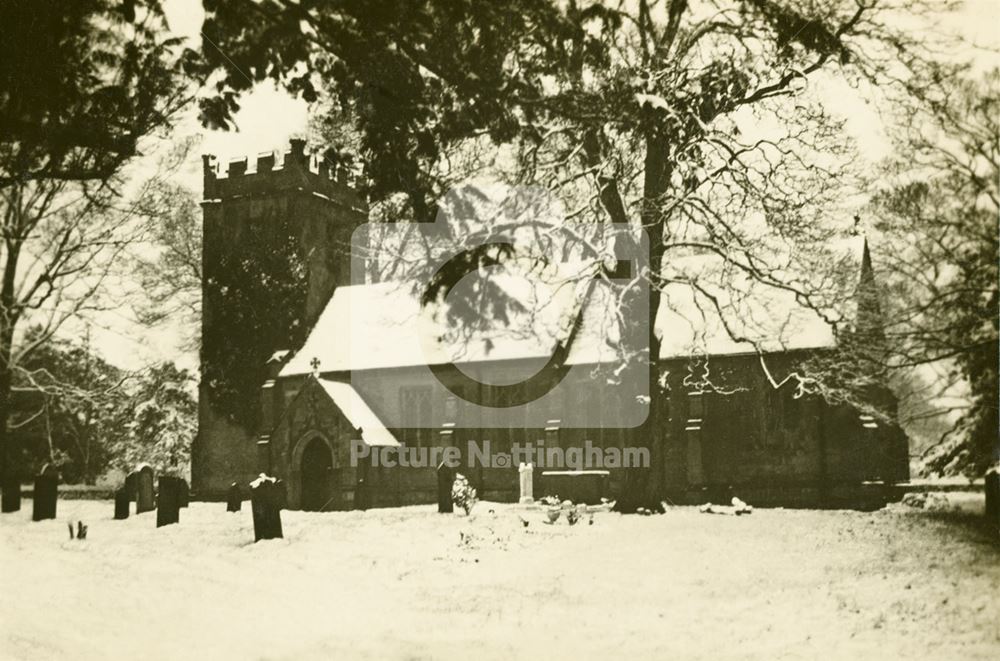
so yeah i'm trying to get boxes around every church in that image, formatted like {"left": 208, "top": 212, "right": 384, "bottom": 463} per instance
{"left": 192, "top": 140, "right": 909, "bottom": 510}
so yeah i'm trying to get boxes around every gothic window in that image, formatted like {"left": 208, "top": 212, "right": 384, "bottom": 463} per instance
{"left": 684, "top": 390, "right": 705, "bottom": 485}
{"left": 399, "top": 385, "right": 433, "bottom": 448}
{"left": 493, "top": 387, "right": 527, "bottom": 454}
{"left": 685, "top": 392, "right": 704, "bottom": 432}
{"left": 585, "top": 385, "right": 604, "bottom": 448}
{"left": 439, "top": 387, "right": 465, "bottom": 447}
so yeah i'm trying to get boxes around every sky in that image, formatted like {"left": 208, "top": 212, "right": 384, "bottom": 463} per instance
{"left": 88, "top": 0, "right": 999, "bottom": 371}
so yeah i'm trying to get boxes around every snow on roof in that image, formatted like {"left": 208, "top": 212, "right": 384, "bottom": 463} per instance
{"left": 315, "top": 379, "right": 400, "bottom": 447}
{"left": 281, "top": 247, "right": 862, "bottom": 378}
{"left": 282, "top": 265, "right": 607, "bottom": 376}
{"left": 655, "top": 278, "right": 835, "bottom": 357}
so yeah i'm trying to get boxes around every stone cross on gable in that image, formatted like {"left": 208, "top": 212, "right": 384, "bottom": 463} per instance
{"left": 310, "top": 357, "right": 321, "bottom": 377}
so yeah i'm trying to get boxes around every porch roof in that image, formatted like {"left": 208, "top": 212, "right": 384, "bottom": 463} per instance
{"left": 316, "top": 378, "right": 400, "bottom": 447}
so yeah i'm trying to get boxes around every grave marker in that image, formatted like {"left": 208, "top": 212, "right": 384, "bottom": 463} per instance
{"left": 114, "top": 487, "right": 130, "bottom": 520}
{"left": 226, "top": 482, "right": 242, "bottom": 512}
{"left": 986, "top": 468, "right": 999, "bottom": 535}
{"left": 518, "top": 462, "right": 534, "bottom": 504}
{"left": 177, "top": 478, "right": 190, "bottom": 508}
{"left": 124, "top": 471, "right": 137, "bottom": 498}
{"left": 250, "top": 474, "right": 283, "bottom": 541}
{"left": 1, "top": 476, "right": 21, "bottom": 513}
{"left": 135, "top": 466, "right": 155, "bottom": 514}
{"left": 437, "top": 462, "right": 454, "bottom": 513}
{"left": 156, "top": 476, "right": 181, "bottom": 528}
{"left": 32, "top": 467, "right": 58, "bottom": 521}
{"left": 276, "top": 479, "right": 287, "bottom": 510}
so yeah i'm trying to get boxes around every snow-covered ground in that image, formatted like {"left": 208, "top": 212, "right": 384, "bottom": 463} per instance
{"left": 1, "top": 496, "right": 997, "bottom": 660}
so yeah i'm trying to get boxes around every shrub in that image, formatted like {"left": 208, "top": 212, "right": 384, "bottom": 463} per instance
{"left": 451, "top": 473, "right": 478, "bottom": 515}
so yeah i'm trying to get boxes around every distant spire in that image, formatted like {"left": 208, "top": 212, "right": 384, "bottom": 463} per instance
{"left": 855, "top": 234, "right": 884, "bottom": 343}
{"left": 860, "top": 235, "right": 873, "bottom": 277}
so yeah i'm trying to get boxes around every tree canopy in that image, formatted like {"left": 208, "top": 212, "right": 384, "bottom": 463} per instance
{"left": 0, "top": 0, "right": 194, "bottom": 481}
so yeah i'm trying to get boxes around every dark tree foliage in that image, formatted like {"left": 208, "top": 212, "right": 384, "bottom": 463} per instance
{"left": 202, "top": 215, "right": 309, "bottom": 429}
{"left": 0, "top": 0, "right": 195, "bottom": 186}
{"left": 0, "top": 0, "right": 193, "bottom": 481}
{"left": 12, "top": 328, "right": 127, "bottom": 483}
{"left": 12, "top": 330, "right": 198, "bottom": 483}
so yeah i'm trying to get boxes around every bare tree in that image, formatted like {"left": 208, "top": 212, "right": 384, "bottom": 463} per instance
{"left": 867, "top": 68, "right": 998, "bottom": 476}
{"left": 0, "top": 1, "right": 192, "bottom": 487}
{"left": 131, "top": 181, "right": 203, "bottom": 350}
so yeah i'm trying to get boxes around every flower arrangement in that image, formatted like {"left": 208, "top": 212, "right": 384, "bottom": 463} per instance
{"left": 451, "top": 473, "right": 478, "bottom": 515}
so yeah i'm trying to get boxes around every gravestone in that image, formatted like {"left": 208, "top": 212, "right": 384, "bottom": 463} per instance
{"left": 986, "top": 468, "right": 999, "bottom": 534}
{"left": 437, "top": 462, "right": 454, "bottom": 513}
{"left": 250, "top": 474, "right": 283, "bottom": 541}
{"left": 354, "top": 475, "right": 369, "bottom": 512}
{"left": 226, "top": 482, "right": 242, "bottom": 512}
{"left": 1, "top": 476, "right": 21, "bottom": 513}
{"left": 124, "top": 471, "right": 137, "bottom": 498}
{"left": 518, "top": 462, "right": 534, "bottom": 505}
{"left": 114, "top": 487, "right": 130, "bottom": 520}
{"left": 275, "top": 479, "right": 287, "bottom": 510}
{"left": 156, "top": 476, "right": 181, "bottom": 528}
{"left": 32, "top": 468, "right": 58, "bottom": 521}
{"left": 135, "top": 466, "right": 155, "bottom": 514}
{"left": 540, "top": 470, "right": 610, "bottom": 505}
{"left": 177, "top": 478, "right": 189, "bottom": 508}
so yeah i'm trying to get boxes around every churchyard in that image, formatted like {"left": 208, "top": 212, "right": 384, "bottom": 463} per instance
{"left": 1, "top": 493, "right": 997, "bottom": 660}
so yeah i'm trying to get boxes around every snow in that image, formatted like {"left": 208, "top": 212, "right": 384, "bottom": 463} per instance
{"left": 282, "top": 255, "right": 843, "bottom": 382}
{"left": 248, "top": 473, "right": 277, "bottom": 488}
{"left": 315, "top": 379, "right": 399, "bottom": 447}
{"left": 635, "top": 93, "right": 671, "bottom": 110}
{"left": 1, "top": 497, "right": 997, "bottom": 660}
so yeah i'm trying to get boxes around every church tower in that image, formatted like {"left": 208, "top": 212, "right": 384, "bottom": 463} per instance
{"left": 192, "top": 139, "right": 366, "bottom": 497}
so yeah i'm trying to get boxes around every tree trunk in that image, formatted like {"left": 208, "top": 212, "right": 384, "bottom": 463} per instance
{"left": 618, "top": 134, "right": 670, "bottom": 511}
{"left": 1, "top": 237, "right": 22, "bottom": 482}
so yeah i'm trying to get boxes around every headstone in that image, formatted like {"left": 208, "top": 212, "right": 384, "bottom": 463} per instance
{"left": 114, "top": 487, "right": 130, "bottom": 520}
{"left": 986, "top": 468, "right": 999, "bottom": 534}
{"left": 226, "top": 482, "right": 242, "bottom": 512}
{"left": 135, "top": 466, "right": 155, "bottom": 514}
{"left": 437, "top": 461, "right": 454, "bottom": 513}
{"left": 156, "top": 476, "right": 181, "bottom": 528}
{"left": 275, "top": 479, "right": 287, "bottom": 510}
{"left": 32, "top": 473, "right": 58, "bottom": 521}
{"left": 124, "top": 471, "right": 137, "bottom": 498}
{"left": 354, "top": 475, "right": 369, "bottom": 511}
{"left": 177, "top": 478, "right": 190, "bottom": 508}
{"left": 540, "top": 470, "right": 610, "bottom": 505}
{"left": 250, "top": 474, "right": 283, "bottom": 541}
{"left": 518, "top": 462, "right": 534, "bottom": 504}
{"left": 1, "top": 476, "right": 21, "bottom": 513}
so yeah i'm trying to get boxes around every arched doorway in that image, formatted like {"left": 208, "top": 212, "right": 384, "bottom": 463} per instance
{"left": 300, "top": 437, "right": 334, "bottom": 511}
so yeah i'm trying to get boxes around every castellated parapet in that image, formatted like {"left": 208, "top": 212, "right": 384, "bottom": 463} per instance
{"left": 202, "top": 138, "right": 364, "bottom": 214}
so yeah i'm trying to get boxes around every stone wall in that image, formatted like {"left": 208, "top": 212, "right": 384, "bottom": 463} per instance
{"left": 263, "top": 351, "right": 909, "bottom": 510}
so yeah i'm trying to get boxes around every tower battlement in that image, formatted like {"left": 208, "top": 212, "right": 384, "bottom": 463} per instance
{"left": 202, "top": 138, "right": 364, "bottom": 214}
